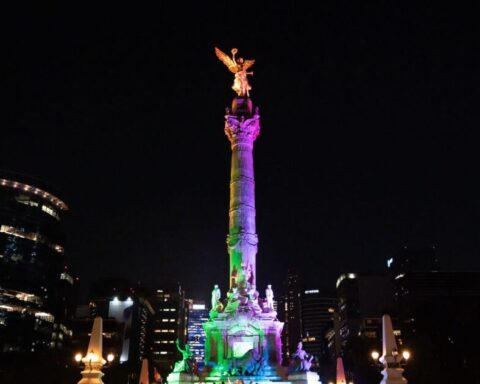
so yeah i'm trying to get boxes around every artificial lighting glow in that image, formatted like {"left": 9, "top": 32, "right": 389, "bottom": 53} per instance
{"left": 86, "top": 352, "right": 98, "bottom": 362}
{"left": 402, "top": 350, "right": 410, "bottom": 360}
{"left": 107, "top": 353, "right": 115, "bottom": 362}
{"left": 371, "top": 351, "right": 380, "bottom": 360}
{"left": 0, "top": 225, "right": 64, "bottom": 254}
{"left": 74, "top": 353, "right": 82, "bottom": 362}
{"left": 0, "top": 178, "right": 68, "bottom": 210}
{"left": 336, "top": 273, "right": 357, "bottom": 288}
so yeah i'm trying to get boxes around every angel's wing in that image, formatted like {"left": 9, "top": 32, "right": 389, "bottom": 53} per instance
{"left": 242, "top": 59, "right": 255, "bottom": 71}
{"left": 215, "top": 47, "right": 237, "bottom": 73}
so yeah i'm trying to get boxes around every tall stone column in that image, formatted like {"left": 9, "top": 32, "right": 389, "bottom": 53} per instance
{"left": 224, "top": 98, "right": 260, "bottom": 290}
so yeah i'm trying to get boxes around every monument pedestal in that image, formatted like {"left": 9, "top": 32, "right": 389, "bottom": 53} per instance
{"left": 203, "top": 310, "right": 285, "bottom": 381}
{"left": 380, "top": 368, "right": 407, "bottom": 384}
{"left": 288, "top": 371, "right": 322, "bottom": 384}
{"left": 166, "top": 372, "right": 199, "bottom": 384}
{"left": 78, "top": 365, "right": 104, "bottom": 384}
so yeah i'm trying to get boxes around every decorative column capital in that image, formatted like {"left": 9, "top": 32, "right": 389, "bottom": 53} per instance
{"left": 224, "top": 111, "right": 260, "bottom": 146}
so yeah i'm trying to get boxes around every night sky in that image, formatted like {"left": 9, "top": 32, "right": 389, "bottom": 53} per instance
{"left": 2, "top": 5, "right": 479, "bottom": 301}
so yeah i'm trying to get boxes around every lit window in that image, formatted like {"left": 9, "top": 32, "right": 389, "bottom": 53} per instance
{"left": 41, "top": 205, "right": 60, "bottom": 220}
{"left": 0, "top": 225, "right": 64, "bottom": 254}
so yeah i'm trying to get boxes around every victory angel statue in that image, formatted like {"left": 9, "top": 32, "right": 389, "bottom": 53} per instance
{"left": 215, "top": 47, "right": 255, "bottom": 97}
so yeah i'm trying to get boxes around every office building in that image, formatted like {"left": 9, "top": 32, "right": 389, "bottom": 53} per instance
{"left": 72, "top": 278, "right": 154, "bottom": 363}
{"left": 150, "top": 285, "right": 187, "bottom": 375}
{"left": 186, "top": 300, "right": 209, "bottom": 370}
{"left": 280, "top": 271, "right": 302, "bottom": 361}
{"left": 300, "top": 288, "right": 336, "bottom": 367}
{"left": 0, "top": 172, "right": 74, "bottom": 352}
{"left": 388, "top": 248, "right": 480, "bottom": 383}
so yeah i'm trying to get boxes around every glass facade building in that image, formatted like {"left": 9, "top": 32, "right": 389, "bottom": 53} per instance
{"left": 186, "top": 300, "right": 209, "bottom": 370}
{"left": 280, "top": 271, "right": 302, "bottom": 361}
{"left": 0, "top": 172, "right": 73, "bottom": 352}
{"left": 300, "top": 289, "right": 336, "bottom": 368}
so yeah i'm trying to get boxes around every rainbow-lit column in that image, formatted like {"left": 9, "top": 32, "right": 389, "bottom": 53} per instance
{"left": 225, "top": 98, "right": 260, "bottom": 290}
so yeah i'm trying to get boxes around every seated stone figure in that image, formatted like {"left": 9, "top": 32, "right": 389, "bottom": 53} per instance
{"left": 289, "top": 341, "right": 313, "bottom": 373}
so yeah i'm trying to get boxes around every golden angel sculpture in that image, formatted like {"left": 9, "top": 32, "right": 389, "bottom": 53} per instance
{"left": 215, "top": 47, "right": 255, "bottom": 97}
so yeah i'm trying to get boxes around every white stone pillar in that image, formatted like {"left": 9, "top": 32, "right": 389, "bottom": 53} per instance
{"left": 78, "top": 317, "right": 106, "bottom": 384}
{"left": 379, "top": 314, "right": 407, "bottom": 384}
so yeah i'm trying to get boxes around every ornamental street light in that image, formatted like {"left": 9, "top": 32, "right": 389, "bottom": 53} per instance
{"left": 371, "top": 315, "right": 409, "bottom": 384}
{"left": 370, "top": 348, "right": 411, "bottom": 369}
{"left": 75, "top": 317, "right": 115, "bottom": 384}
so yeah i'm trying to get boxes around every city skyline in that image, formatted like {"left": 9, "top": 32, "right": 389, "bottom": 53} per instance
{"left": 2, "top": 6, "right": 479, "bottom": 301}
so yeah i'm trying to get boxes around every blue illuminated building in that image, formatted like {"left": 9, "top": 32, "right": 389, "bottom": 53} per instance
{"left": 186, "top": 300, "right": 209, "bottom": 370}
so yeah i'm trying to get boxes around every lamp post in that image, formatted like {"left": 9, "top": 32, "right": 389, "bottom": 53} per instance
{"left": 74, "top": 316, "right": 115, "bottom": 384}
{"left": 370, "top": 315, "right": 410, "bottom": 384}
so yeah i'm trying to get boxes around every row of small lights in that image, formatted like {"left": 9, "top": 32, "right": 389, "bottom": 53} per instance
{"left": 0, "top": 178, "right": 68, "bottom": 211}
{"left": 371, "top": 349, "right": 410, "bottom": 361}
{"left": 325, "top": 350, "right": 411, "bottom": 384}
{"left": 74, "top": 351, "right": 115, "bottom": 363}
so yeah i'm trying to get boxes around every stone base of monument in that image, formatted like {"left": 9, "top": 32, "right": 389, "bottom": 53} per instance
{"left": 166, "top": 372, "right": 199, "bottom": 384}
{"left": 288, "top": 371, "right": 322, "bottom": 384}
{"left": 380, "top": 368, "right": 407, "bottom": 384}
{"left": 203, "top": 310, "right": 286, "bottom": 383}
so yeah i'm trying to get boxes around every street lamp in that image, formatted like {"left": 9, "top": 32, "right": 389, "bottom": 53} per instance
{"left": 75, "top": 317, "right": 113, "bottom": 384}
{"left": 74, "top": 350, "right": 116, "bottom": 367}
{"left": 372, "top": 314, "right": 410, "bottom": 384}
{"left": 370, "top": 348, "right": 411, "bottom": 368}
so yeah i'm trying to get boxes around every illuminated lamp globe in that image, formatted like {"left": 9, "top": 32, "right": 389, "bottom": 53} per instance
{"left": 402, "top": 350, "right": 411, "bottom": 361}
{"left": 107, "top": 353, "right": 115, "bottom": 363}
{"left": 74, "top": 353, "right": 82, "bottom": 362}
{"left": 371, "top": 351, "right": 380, "bottom": 360}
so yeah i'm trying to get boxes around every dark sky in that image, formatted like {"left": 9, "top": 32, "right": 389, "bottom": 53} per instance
{"left": 2, "top": 5, "right": 479, "bottom": 301}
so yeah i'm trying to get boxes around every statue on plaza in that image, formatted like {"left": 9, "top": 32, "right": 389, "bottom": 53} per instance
{"left": 215, "top": 47, "right": 255, "bottom": 97}
{"left": 211, "top": 284, "right": 221, "bottom": 310}
{"left": 173, "top": 339, "right": 194, "bottom": 373}
{"left": 290, "top": 341, "right": 314, "bottom": 372}
{"left": 265, "top": 284, "right": 274, "bottom": 311}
